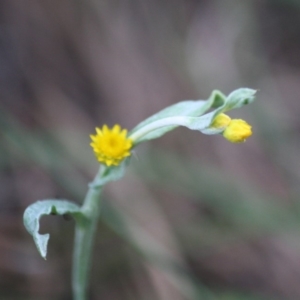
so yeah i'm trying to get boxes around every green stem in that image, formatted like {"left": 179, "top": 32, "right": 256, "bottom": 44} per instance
{"left": 72, "top": 170, "right": 103, "bottom": 300}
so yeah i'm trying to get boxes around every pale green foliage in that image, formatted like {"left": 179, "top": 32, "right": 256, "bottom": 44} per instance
{"left": 23, "top": 200, "right": 83, "bottom": 259}
{"left": 23, "top": 161, "right": 128, "bottom": 259}
{"left": 129, "top": 92, "right": 221, "bottom": 142}
{"left": 130, "top": 88, "right": 256, "bottom": 143}
{"left": 187, "top": 88, "right": 256, "bottom": 135}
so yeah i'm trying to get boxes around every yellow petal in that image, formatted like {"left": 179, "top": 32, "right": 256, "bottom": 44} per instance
{"left": 112, "top": 124, "right": 121, "bottom": 134}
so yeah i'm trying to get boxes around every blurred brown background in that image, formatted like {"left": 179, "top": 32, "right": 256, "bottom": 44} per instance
{"left": 1, "top": 0, "right": 300, "bottom": 299}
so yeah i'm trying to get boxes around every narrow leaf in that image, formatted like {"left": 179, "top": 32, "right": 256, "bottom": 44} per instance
{"left": 23, "top": 200, "right": 83, "bottom": 259}
{"left": 130, "top": 90, "right": 226, "bottom": 143}
{"left": 167, "top": 88, "right": 257, "bottom": 135}
{"left": 225, "top": 88, "right": 256, "bottom": 110}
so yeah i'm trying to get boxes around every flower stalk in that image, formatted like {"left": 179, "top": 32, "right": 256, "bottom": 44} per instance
{"left": 72, "top": 169, "right": 104, "bottom": 300}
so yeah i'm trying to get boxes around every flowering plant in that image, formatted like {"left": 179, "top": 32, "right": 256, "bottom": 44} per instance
{"left": 23, "top": 88, "right": 256, "bottom": 300}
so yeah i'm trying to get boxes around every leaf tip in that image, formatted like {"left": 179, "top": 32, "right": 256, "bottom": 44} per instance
{"left": 35, "top": 233, "right": 50, "bottom": 260}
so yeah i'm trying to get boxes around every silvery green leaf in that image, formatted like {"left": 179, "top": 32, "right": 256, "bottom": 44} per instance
{"left": 199, "top": 88, "right": 256, "bottom": 134}
{"left": 130, "top": 88, "right": 256, "bottom": 143}
{"left": 129, "top": 90, "right": 226, "bottom": 143}
{"left": 23, "top": 200, "right": 83, "bottom": 259}
{"left": 225, "top": 88, "right": 256, "bottom": 110}
{"left": 177, "top": 88, "right": 256, "bottom": 135}
{"left": 183, "top": 113, "right": 224, "bottom": 134}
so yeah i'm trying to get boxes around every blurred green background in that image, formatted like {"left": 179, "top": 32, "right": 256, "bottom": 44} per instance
{"left": 1, "top": 0, "right": 300, "bottom": 299}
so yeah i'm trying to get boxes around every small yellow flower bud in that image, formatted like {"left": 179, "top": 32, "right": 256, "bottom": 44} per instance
{"left": 211, "top": 113, "right": 232, "bottom": 129}
{"left": 223, "top": 119, "right": 252, "bottom": 143}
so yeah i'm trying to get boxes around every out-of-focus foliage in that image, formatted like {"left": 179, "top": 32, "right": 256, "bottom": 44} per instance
{"left": 1, "top": 0, "right": 300, "bottom": 299}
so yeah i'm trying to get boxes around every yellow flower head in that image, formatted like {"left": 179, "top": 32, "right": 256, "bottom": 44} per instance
{"left": 211, "top": 113, "right": 232, "bottom": 129}
{"left": 223, "top": 119, "right": 252, "bottom": 143}
{"left": 90, "top": 124, "right": 133, "bottom": 166}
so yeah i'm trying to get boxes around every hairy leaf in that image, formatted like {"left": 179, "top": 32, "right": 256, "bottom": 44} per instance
{"left": 129, "top": 90, "right": 226, "bottom": 143}
{"left": 130, "top": 88, "right": 256, "bottom": 143}
{"left": 23, "top": 200, "right": 83, "bottom": 259}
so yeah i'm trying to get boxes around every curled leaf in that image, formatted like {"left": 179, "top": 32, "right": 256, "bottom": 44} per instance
{"left": 129, "top": 88, "right": 256, "bottom": 143}
{"left": 129, "top": 90, "right": 226, "bottom": 143}
{"left": 23, "top": 200, "right": 83, "bottom": 259}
